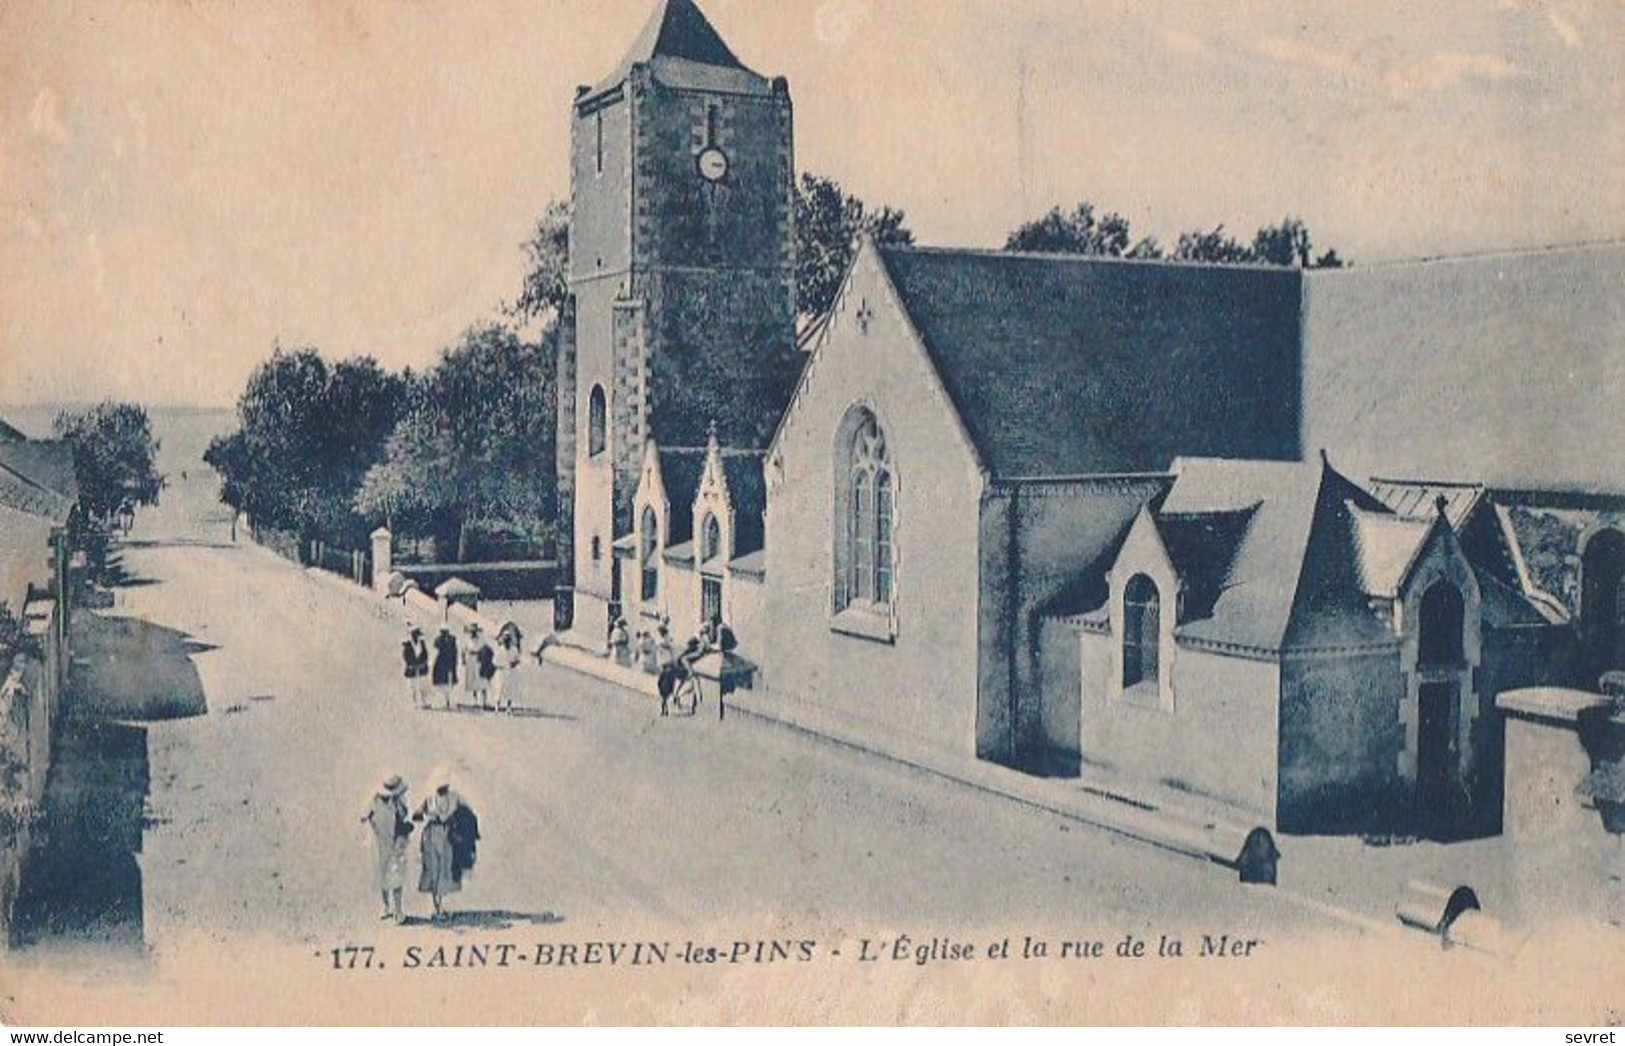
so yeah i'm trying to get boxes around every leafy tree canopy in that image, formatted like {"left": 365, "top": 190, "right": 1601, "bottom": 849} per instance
{"left": 207, "top": 346, "right": 408, "bottom": 542}
{"left": 53, "top": 401, "right": 163, "bottom": 524}
{"left": 1006, "top": 202, "right": 1347, "bottom": 269}
{"left": 794, "top": 172, "right": 915, "bottom": 319}
{"left": 355, "top": 324, "right": 556, "bottom": 561}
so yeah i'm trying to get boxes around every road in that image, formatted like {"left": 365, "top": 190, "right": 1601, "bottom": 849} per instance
{"left": 14, "top": 470, "right": 1334, "bottom": 972}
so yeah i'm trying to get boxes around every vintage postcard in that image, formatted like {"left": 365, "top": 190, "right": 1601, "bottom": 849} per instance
{"left": 0, "top": 0, "right": 1621, "bottom": 1027}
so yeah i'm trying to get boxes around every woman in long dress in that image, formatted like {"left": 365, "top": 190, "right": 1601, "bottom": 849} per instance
{"left": 414, "top": 780, "right": 463, "bottom": 921}
{"left": 494, "top": 624, "right": 524, "bottom": 713}
{"left": 362, "top": 775, "right": 410, "bottom": 923}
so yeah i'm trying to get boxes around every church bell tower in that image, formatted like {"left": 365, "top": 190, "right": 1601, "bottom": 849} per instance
{"left": 555, "top": 0, "right": 797, "bottom": 634}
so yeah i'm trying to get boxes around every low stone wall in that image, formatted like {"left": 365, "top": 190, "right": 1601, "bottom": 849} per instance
{"left": 396, "top": 563, "right": 556, "bottom": 601}
{"left": 1498, "top": 688, "right": 1625, "bottom": 930}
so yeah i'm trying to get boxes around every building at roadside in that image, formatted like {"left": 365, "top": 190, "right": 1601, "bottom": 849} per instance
{"left": 549, "top": 0, "right": 1625, "bottom": 840}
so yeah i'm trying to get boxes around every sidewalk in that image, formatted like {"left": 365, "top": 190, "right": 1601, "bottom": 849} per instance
{"left": 542, "top": 639, "right": 1524, "bottom": 940}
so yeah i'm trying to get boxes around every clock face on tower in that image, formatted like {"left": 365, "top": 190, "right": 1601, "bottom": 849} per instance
{"left": 697, "top": 147, "right": 729, "bottom": 183}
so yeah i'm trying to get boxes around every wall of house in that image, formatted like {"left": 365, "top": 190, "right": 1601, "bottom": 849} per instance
{"left": 1278, "top": 649, "right": 1406, "bottom": 832}
{"left": 0, "top": 503, "right": 56, "bottom": 614}
{"left": 1037, "top": 617, "right": 1086, "bottom": 773}
{"left": 763, "top": 247, "right": 985, "bottom": 760}
{"left": 1079, "top": 632, "right": 1281, "bottom": 821}
{"left": 1500, "top": 694, "right": 1625, "bottom": 930}
{"left": 980, "top": 480, "right": 1165, "bottom": 770}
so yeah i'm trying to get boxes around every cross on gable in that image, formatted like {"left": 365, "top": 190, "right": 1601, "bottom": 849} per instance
{"left": 855, "top": 298, "right": 874, "bottom": 334}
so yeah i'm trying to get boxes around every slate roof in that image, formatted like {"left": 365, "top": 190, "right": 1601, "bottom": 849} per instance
{"left": 652, "top": 447, "right": 766, "bottom": 559}
{"left": 589, "top": 0, "right": 770, "bottom": 98}
{"left": 0, "top": 416, "right": 28, "bottom": 443}
{"left": 1348, "top": 505, "right": 1433, "bottom": 599}
{"left": 656, "top": 448, "right": 707, "bottom": 545}
{"left": 0, "top": 440, "right": 77, "bottom": 524}
{"left": 0, "top": 440, "right": 78, "bottom": 502}
{"left": 721, "top": 452, "right": 767, "bottom": 557}
{"left": 1156, "top": 508, "right": 1257, "bottom": 624}
{"left": 1157, "top": 458, "right": 1337, "bottom": 651}
{"left": 1368, "top": 478, "right": 1482, "bottom": 530}
{"left": 877, "top": 246, "right": 1304, "bottom": 479}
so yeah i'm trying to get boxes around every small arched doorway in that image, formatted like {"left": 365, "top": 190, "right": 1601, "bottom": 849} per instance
{"left": 1415, "top": 581, "right": 1467, "bottom": 837}
{"left": 1580, "top": 529, "right": 1625, "bottom": 684}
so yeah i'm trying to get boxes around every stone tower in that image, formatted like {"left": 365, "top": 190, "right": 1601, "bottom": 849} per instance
{"left": 555, "top": 0, "right": 797, "bottom": 634}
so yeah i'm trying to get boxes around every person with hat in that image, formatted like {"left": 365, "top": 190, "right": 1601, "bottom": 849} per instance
{"left": 401, "top": 627, "right": 430, "bottom": 709}
{"left": 413, "top": 773, "right": 476, "bottom": 923}
{"left": 430, "top": 625, "right": 459, "bottom": 709}
{"left": 465, "top": 624, "right": 495, "bottom": 711}
{"left": 361, "top": 774, "right": 412, "bottom": 924}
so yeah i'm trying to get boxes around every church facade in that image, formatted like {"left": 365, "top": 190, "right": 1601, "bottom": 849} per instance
{"left": 555, "top": 0, "right": 1625, "bottom": 839}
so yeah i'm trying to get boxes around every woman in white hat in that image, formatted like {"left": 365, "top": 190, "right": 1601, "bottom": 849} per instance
{"left": 361, "top": 774, "right": 412, "bottom": 923}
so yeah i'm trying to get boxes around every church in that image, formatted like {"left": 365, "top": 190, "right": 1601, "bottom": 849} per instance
{"left": 553, "top": 0, "right": 1625, "bottom": 839}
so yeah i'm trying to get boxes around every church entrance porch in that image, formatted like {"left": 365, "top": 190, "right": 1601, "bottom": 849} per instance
{"left": 1410, "top": 581, "right": 1473, "bottom": 839}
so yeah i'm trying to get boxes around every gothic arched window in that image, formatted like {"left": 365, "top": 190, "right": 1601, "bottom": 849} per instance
{"left": 701, "top": 513, "right": 723, "bottom": 563}
{"left": 588, "top": 385, "right": 607, "bottom": 458}
{"left": 640, "top": 507, "right": 659, "bottom": 601}
{"left": 1122, "top": 574, "right": 1161, "bottom": 690}
{"left": 834, "top": 408, "right": 896, "bottom": 612}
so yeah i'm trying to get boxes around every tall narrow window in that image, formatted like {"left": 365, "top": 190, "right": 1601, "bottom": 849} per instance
{"left": 595, "top": 112, "right": 605, "bottom": 175}
{"left": 834, "top": 408, "right": 895, "bottom": 613}
{"left": 588, "top": 385, "right": 607, "bottom": 458}
{"left": 702, "top": 513, "right": 722, "bottom": 563}
{"left": 640, "top": 507, "right": 659, "bottom": 601}
{"left": 1122, "top": 574, "right": 1161, "bottom": 690}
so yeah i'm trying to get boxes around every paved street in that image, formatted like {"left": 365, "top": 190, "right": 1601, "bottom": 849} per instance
{"left": 17, "top": 469, "right": 1333, "bottom": 972}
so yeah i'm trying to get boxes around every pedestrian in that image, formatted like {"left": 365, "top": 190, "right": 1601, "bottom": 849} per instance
{"left": 362, "top": 774, "right": 412, "bottom": 924}
{"left": 637, "top": 628, "right": 659, "bottom": 674}
{"left": 431, "top": 625, "right": 458, "bottom": 709}
{"left": 475, "top": 633, "right": 497, "bottom": 711}
{"left": 494, "top": 623, "right": 523, "bottom": 713}
{"left": 463, "top": 625, "right": 494, "bottom": 710}
{"left": 413, "top": 775, "right": 476, "bottom": 923}
{"left": 654, "top": 623, "right": 677, "bottom": 672}
{"left": 608, "top": 617, "right": 632, "bottom": 665}
{"left": 707, "top": 612, "right": 738, "bottom": 654}
{"left": 401, "top": 627, "right": 430, "bottom": 708}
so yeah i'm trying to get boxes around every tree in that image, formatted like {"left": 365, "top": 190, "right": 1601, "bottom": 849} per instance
{"left": 508, "top": 200, "right": 571, "bottom": 326}
{"left": 1004, "top": 202, "right": 1143, "bottom": 258}
{"left": 357, "top": 324, "right": 556, "bottom": 562}
{"left": 208, "top": 346, "right": 407, "bottom": 545}
{"left": 52, "top": 401, "right": 163, "bottom": 525}
{"left": 793, "top": 173, "right": 915, "bottom": 319}
{"left": 1173, "top": 224, "right": 1257, "bottom": 265}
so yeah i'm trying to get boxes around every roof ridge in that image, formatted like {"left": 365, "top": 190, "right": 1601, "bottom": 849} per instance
{"left": 883, "top": 243, "right": 1303, "bottom": 275}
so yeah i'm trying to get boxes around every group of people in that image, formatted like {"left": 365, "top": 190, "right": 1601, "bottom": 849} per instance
{"left": 401, "top": 621, "right": 528, "bottom": 713}
{"left": 606, "top": 613, "right": 739, "bottom": 717}
{"left": 362, "top": 773, "right": 481, "bottom": 924}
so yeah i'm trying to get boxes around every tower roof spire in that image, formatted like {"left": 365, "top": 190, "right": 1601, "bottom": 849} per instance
{"left": 585, "top": 0, "right": 770, "bottom": 100}
{"left": 626, "top": 0, "right": 745, "bottom": 70}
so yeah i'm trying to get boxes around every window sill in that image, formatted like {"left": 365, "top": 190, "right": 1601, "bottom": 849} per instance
{"left": 1120, "top": 681, "right": 1168, "bottom": 712}
{"left": 830, "top": 605, "right": 896, "bottom": 645}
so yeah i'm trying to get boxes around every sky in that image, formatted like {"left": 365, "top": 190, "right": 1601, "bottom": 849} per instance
{"left": 1, "top": 0, "right": 1621, "bottom": 407}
